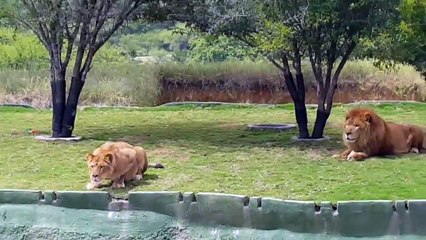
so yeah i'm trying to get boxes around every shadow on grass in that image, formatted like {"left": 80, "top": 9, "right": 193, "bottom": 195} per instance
{"left": 98, "top": 174, "right": 160, "bottom": 197}
{"left": 83, "top": 121, "right": 343, "bottom": 152}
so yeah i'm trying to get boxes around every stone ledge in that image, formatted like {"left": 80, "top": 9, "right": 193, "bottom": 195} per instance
{"left": 0, "top": 189, "right": 42, "bottom": 204}
{"left": 0, "top": 103, "right": 35, "bottom": 108}
{"left": 53, "top": 191, "right": 111, "bottom": 210}
{"left": 34, "top": 135, "right": 82, "bottom": 142}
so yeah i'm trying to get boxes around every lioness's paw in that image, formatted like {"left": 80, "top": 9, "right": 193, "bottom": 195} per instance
{"left": 331, "top": 154, "right": 340, "bottom": 158}
{"left": 112, "top": 182, "right": 126, "bottom": 189}
{"left": 411, "top": 148, "right": 420, "bottom": 154}
{"left": 135, "top": 174, "right": 143, "bottom": 181}
{"left": 86, "top": 183, "right": 96, "bottom": 190}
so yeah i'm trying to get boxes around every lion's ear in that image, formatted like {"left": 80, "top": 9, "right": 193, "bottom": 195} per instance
{"left": 104, "top": 153, "right": 113, "bottom": 164}
{"left": 364, "top": 112, "right": 371, "bottom": 123}
{"left": 85, "top": 153, "right": 94, "bottom": 162}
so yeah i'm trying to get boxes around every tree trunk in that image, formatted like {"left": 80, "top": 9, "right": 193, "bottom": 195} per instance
{"left": 51, "top": 69, "right": 66, "bottom": 138}
{"left": 311, "top": 108, "right": 330, "bottom": 139}
{"left": 294, "top": 73, "right": 309, "bottom": 139}
{"left": 294, "top": 99, "right": 310, "bottom": 139}
{"left": 283, "top": 72, "right": 309, "bottom": 139}
{"left": 60, "top": 76, "right": 85, "bottom": 137}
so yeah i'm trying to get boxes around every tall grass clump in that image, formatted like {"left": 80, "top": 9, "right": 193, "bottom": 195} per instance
{"left": 160, "top": 60, "right": 425, "bottom": 97}
{"left": 159, "top": 60, "right": 283, "bottom": 89}
{"left": 340, "top": 60, "right": 426, "bottom": 98}
{"left": 0, "top": 68, "right": 51, "bottom": 108}
{"left": 81, "top": 63, "right": 160, "bottom": 106}
{"left": 0, "top": 63, "right": 161, "bottom": 108}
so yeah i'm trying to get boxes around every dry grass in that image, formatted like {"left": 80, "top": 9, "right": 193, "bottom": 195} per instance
{"left": 340, "top": 60, "right": 426, "bottom": 98}
{"left": 0, "top": 60, "right": 424, "bottom": 108}
{"left": 0, "top": 64, "right": 160, "bottom": 108}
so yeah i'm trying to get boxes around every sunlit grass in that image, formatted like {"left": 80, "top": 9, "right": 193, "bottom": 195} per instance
{"left": 0, "top": 103, "right": 425, "bottom": 201}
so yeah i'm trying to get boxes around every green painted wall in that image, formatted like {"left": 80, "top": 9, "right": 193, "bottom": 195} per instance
{"left": 0, "top": 190, "right": 426, "bottom": 239}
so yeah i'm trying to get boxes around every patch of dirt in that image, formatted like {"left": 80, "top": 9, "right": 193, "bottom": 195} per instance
{"left": 230, "top": 164, "right": 242, "bottom": 174}
{"left": 305, "top": 150, "right": 325, "bottom": 161}
{"left": 149, "top": 147, "right": 190, "bottom": 161}
{"left": 301, "top": 145, "right": 343, "bottom": 160}
{"left": 328, "top": 121, "right": 344, "bottom": 130}
{"left": 218, "top": 123, "right": 241, "bottom": 129}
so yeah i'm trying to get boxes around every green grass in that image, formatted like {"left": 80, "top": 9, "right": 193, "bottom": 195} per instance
{"left": 0, "top": 103, "right": 426, "bottom": 201}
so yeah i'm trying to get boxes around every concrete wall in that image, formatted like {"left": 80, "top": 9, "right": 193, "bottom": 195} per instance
{"left": 0, "top": 189, "right": 425, "bottom": 238}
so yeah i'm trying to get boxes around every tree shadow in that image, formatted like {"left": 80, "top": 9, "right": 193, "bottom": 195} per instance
{"left": 99, "top": 174, "right": 160, "bottom": 197}
{"left": 374, "top": 152, "right": 426, "bottom": 160}
{"left": 82, "top": 120, "right": 343, "bottom": 152}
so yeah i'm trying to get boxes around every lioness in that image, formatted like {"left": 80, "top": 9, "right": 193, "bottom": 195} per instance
{"left": 85, "top": 141, "right": 164, "bottom": 190}
{"left": 336, "top": 108, "right": 425, "bottom": 161}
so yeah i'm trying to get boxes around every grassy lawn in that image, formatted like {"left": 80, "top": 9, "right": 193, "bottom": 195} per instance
{"left": 0, "top": 103, "right": 426, "bottom": 201}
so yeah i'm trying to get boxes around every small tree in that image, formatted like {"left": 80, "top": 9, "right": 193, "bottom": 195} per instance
{"left": 6, "top": 0, "right": 164, "bottom": 137}
{"left": 182, "top": 0, "right": 400, "bottom": 138}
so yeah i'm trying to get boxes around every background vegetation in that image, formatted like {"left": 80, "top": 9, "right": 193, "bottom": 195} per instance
{"left": 0, "top": 4, "right": 424, "bottom": 108}
{"left": 0, "top": 60, "right": 424, "bottom": 108}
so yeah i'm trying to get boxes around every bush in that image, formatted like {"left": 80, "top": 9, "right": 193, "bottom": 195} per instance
{"left": 188, "top": 35, "right": 261, "bottom": 62}
{"left": 0, "top": 27, "right": 131, "bottom": 70}
{"left": 0, "top": 28, "right": 48, "bottom": 69}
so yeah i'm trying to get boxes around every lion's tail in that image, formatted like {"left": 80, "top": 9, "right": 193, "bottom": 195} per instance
{"left": 148, "top": 163, "right": 165, "bottom": 169}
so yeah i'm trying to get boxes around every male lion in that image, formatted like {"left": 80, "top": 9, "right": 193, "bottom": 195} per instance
{"left": 336, "top": 108, "right": 425, "bottom": 161}
{"left": 85, "top": 141, "right": 164, "bottom": 190}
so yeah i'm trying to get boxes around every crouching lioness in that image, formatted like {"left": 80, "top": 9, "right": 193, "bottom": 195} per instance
{"left": 85, "top": 141, "right": 164, "bottom": 190}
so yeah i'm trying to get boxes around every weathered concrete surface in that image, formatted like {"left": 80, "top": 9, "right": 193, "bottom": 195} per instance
{"left": 246, "top": 123, "right": 297, "bottom": 132}
{"left": 34, "top": 135, "right": 82, "bottom": 142}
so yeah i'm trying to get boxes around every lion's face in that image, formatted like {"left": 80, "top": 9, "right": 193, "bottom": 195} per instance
{"left": 85, "top": 152, "right": 114, "bottom": 184}
{"left": 343, "top": 110, "right": 372, "bottom": 143}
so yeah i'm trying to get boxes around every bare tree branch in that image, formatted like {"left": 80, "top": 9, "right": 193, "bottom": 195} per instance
{"left": 325, "top": 40, "right": 357, "bottom": 110}
{"left": 93, "top": 1, "right": 144, "bottom": 52}
{"left": 268, "top": 57, "right": 285, "bottom": 72}
{"left": 324, "top": 37, "right": 337, "bottom": 97}
{"left": 62, "top": 3, "right": 81, "bottom": 68}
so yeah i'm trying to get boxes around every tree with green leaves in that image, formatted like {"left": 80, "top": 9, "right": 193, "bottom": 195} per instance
{"left": 360, "top": 0, "right": 426, "bottom": 77}
{"left": 4, "top": 0, "right": 167, "bottom": 138}
{"left": 188, "top": 34, "right": 260, "bottom": 62}
{"left": 181, "top": 0, "right": 400, "bottom": 139}
{"left": 400, "top": 0, "right": 426, "bottom": 76}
